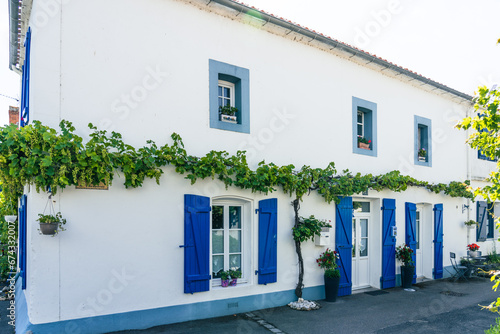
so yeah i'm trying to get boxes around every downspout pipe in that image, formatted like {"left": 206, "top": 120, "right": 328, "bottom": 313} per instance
{"left": 8, "top": 0, "right": 20, "bottom": 71}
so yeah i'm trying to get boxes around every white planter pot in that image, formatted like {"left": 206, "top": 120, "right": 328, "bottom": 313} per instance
{"left": 418, "top": 156, "right": 426, "bottom": 162}
{"left": 221, "top": 115, "right": 237, "bottom": 124}
{"left": 4, "top": 215, "right": 17, "bottom": 223}
{"left": 468, "top": 250, "right": 480, "bottom": 258}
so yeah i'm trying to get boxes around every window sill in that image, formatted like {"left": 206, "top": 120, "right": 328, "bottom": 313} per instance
{"left": 211, "top": 280, "right": 249, "bottom": 289}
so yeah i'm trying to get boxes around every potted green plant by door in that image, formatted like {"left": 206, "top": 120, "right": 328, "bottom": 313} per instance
{"left": 316, "top": 248, "right": 340, "bottom": 302}
{"left": 396, "top": 244, "right": 414, "bottom": 289}
{"left": 37, "top": 212, "right": 66, "bottom": 236}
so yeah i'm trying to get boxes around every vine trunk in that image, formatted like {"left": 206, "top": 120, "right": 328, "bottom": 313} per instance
{"left": 293, "top": 199, "right": 304, "bottom": 298}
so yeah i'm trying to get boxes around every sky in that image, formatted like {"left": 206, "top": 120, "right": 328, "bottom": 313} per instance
{"left": 0, "top": 0, "right": 499, "bottom": 126}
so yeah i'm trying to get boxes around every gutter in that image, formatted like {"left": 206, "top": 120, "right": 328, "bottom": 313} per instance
{"left": 210, "top": 0, "right": 474, "bottom": 102}
{"left": 8, "top": 0, "right": 21, "bottom": 72}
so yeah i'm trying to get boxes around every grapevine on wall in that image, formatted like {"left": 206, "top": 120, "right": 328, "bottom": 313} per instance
{"left": 0, "top": 120, "right": 472, "bottom": 202}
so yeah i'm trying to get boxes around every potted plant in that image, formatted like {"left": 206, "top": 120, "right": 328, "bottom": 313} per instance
{"left": 396, "top": 244, "right": 414, "bottom": 289}
{"left": 316, "top": 248, "right": 340, "bottom": 302}
{"left": 418, "top": 148, "right": 427, "bottom": 162}
{"left": 467, "top": 243, "right": 480, "bottom": 258}
{"left": 219, "top": 270, "right": 230, "bottom": 287}
{"left": 219, "top": 105, "right": 238, "bottom": 124}
{"left": 37, "top": 212, "right": 66, "bottom": 236}
{"left": 229, "top": 268, "right": 242, "bottom": 286}
{"left": 357, "top": 137, "right": 371, "bottom": 150}
{"left": 464, "top": 220, "right": 478, "bottom": 229}
{"left": 4, "top": 205, "right": 17, "bottom": 223}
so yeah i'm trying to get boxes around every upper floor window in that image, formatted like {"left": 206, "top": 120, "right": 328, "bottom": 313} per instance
{"left": 209, "top": 59, "right": 250, "bottom": 133}
{"left": 414, "top": 116, "right": 432, "bottom": 167}
{"left": 352, "top": 97, "right": 377, "bottom": 157}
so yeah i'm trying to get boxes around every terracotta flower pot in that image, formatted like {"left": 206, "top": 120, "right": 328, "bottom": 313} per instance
{"left": 358, "top": 142, "right": 370, "bottom": 150}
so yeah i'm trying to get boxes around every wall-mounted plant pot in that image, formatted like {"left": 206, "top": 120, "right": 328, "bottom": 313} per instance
{"left": 39, "top": 222, "right": 59, "bottom": 235}
{"left": 4, "top": 215, "right": 17, "bottom": 223}
{"left": 221, "top": 115, "right": 237, "bottom": 124}
{"left": 358, "top": 142, "right": 370, "bottom": 150}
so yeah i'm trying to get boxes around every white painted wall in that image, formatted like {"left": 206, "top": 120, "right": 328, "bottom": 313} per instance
{"left": 22, "top": 0, "right": 498, "bottom": 326}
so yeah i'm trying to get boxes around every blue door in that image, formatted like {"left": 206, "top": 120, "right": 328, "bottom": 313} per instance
{"left": 405, "top": 202, "right": 417, "bottom": 284}
{"left": 336, "top": 197, "right": 353, "bottom": 296}
{"left": 381, "top": 199, "right": 396, "bottom": 289}
{"left": 433, "top": 204, "right": 443, "bottom": 279}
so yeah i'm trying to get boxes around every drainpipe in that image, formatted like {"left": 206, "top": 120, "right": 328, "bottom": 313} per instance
{"left": 8, "top": 0, "right": 21, "bottom": 72}
{"left": 466, "top": 103, "right": 472, "bottom": 245}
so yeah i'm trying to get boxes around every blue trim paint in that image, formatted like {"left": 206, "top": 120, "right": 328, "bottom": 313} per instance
{"left": 380, "top": 199, "right": 396, "bottom": 289}
{"left": 352, "top": 97, "right": 377, "bottom": 157}
{"left": 209, "top": 59, "right": 250, "bottom": 133}
{"left": 414, "top": 116, "right": 432, "bottom": 167}
{"left": 15, "top": 285, "right": 323, "bottom": 334}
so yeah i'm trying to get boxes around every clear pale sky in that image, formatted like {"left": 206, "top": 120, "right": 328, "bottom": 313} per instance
{"left": 0, "top": 0, "right": 499, "bottom": 126}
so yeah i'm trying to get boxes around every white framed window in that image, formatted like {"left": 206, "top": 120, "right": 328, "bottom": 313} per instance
{"left": 211, "top": 198, "right": 252, "bottom": 287}
{"left": 218, "top": 80, "right": 235, "bottom": 108}
{"left": 357, "top": 111, "right": 364, "bottom": 138}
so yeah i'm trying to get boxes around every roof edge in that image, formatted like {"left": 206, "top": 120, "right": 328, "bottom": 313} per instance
{"left": 210, "top": 0, "right": 474, "bottom": 102}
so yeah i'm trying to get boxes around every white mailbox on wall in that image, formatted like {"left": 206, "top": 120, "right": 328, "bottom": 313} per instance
{"left": 315, "top": 227, "right": 331, "bottom": 246}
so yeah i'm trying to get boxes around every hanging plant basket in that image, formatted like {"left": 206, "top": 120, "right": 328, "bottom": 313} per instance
{"left": 4, "top": 215, "right": 17, "bottom": 223}
{"left": 37, "top": 192, "right": 67, "bottom": 236}
{"left": 39, "top": 222, "right": 59, "bottom": 235}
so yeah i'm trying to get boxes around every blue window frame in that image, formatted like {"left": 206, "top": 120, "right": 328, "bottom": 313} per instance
{"left": 20, "top": 27, "right": 32, "bottom": 127}
{"left": 209, "top": 59, "right": 250, "bottom": 133}
{"left": 414, "top": 116, "right": 432, "bottom": 167}
{"left": 352, "top": 97, "right": 377, "bottom": 157}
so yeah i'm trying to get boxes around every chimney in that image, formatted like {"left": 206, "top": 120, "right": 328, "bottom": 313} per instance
{"left": 8, "top": 106, "right": 19, "bottom": 126}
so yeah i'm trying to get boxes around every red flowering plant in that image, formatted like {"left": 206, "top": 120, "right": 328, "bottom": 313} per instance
{"left": 467, "top": 243, "right": 480, "bottom": 251}
{"left": 357, "top": 136, "right": 371, "bottom": 144}
{"left": 396, "top": 244, "right": 414, "bottom": 267}
{"left": 316, "top": 248, "right": 340, "bottom": 279}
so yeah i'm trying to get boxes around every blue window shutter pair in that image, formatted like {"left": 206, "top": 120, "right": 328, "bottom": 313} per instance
{"left": 19, "top": 195, "right": 27, "bottom": 290}
{"left": 476, "top": 201, "right": 488, "bottom": 242}
{"left": 183, "top": 195, "right": 277, "bottom": 293}
{"left": 381, "top": 199, "right": 396, "bottom": 289}
{"left": 20, "top": 28, "right": 31, "bottom": 127}
{"left": 335, "top": 197, "right": 353, "bottom": 296}
{"left": 433, "top": 204, "right": 444, "bottom": 279}
{"left": 405, "top": 202, "right": 417, "bottom": 284}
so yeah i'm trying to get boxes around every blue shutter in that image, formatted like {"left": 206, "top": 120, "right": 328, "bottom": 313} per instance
{"left": 19, "top": 195, "right": 27, "bottom": 290}
{"left": 405, "top": 202, "right": 417, "bottom": 284}
{"left": 258, "top": 198, "right": 277, "bottom": 285}
{"left": 381, "top": 199, "right": 396, "bottom": 289}
{"left": 433, "top": 204, "right": 444, "bottom": 279}
{"left": 477, "top": 201, "right": 488, "bottom": 242}
{"left": 20, "top": 28, "right": 31, "bottom": 127}
{"left": 335, "top": 196, "right": 353, "bottom": 296}
{"left": 183, "top": 194, "right": 211, "bottom": 294}
{"left": 488, "top": 203, "right": 495, "bottom": 239}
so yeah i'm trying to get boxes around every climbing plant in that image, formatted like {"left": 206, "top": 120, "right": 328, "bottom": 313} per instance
{"left": 0, "top": 120, "right": 472, "bottom": 203}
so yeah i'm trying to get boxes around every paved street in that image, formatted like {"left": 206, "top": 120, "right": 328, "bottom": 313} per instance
{"left": 111, "top": 278, "right": 500, "bottom": 334}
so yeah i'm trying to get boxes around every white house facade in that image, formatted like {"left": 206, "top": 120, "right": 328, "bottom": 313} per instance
{"left": 7, "top": 0, "right": 499, "bottom": 333}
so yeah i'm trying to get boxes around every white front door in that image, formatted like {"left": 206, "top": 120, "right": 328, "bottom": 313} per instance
{"left": 352, "top": 216, "right": 370, "bottom": 288}
{"left": 416, "top": 209, "right": 423, "bottom": 278}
